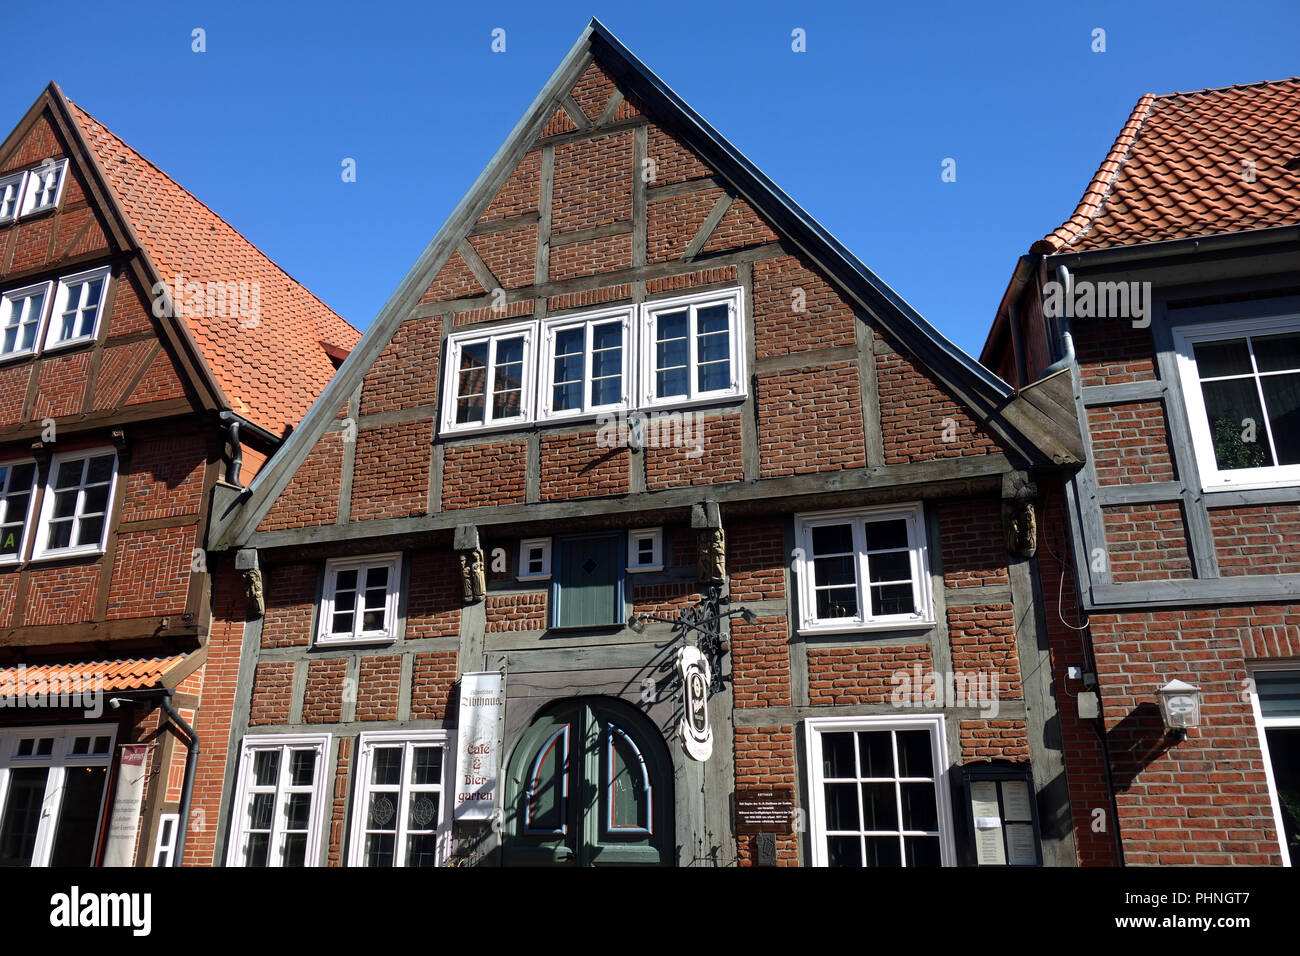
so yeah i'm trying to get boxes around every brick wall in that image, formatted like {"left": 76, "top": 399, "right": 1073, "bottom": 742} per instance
{"left": 960, "top": 719, "right": 1031, "bottom": 761}
{"left": 410, "top": 651, "right": 458, "bottom": 719}
{"left": 406, "top": 550, "right": 461, "bottom": 638}
{"left": 261, "top": 562, "right": 317, "bottom": 647}
{"left": 1086, "top": 401, "right": 1176, "bottom": 484}
{"left": 647, "top": 187, "right": 723, "bottom": 263}
{"left": 877, "top": 345, "right": 1000, "bottom": 463}
{"left": 485, "top": 592, "right": 547, "bottom": 632}
{"left": 734, "top": 726, "right": 798, "bottom": 866}
{"left": 727, "top": 518, "right": 785, "bottom": 602}
{"left": 259, "top": 431, "right": 344, "bottom": 531}
{"left": 360, "top": 315, "right": 441, "bottom": 414}
{"left": 730, "top": 615, "right": 791, "bottom": 707}
{"left": 757, "top": 363, "right": 866, "bottom": 477}
{"left": 327, "top": 737, "right": 352, "bottom": 866}
{"left": 1102, "top": 502, "right": 1194, "bottom": 581}
{"left": 1208, "top": 504, "right": 1300, "bottom": 576}
{"left": 539, "top": 431, "right": 628, "bottom": 500}
{"left": 249, "top": 660, "right": 294, "bottom": 725}
{"left": 644, "top": 415, "right": 743, "bottom": 489}
{"left": 1073, "top": 318, "right": 1158, "bottom": 387}
{"left": 947, "top": 603, "right": 1021, "bottom": 697}
{"left": 24, "top": 564, "right": 99, "bottom": 625}
{"left": 752, "top": 254, "right": 855, "bottom": 358}
{"left": 442, "top": 440, "right": 527, "bottom": 509}
{"left": 806, "top": 644, "right": 932, "bottom": 704}
{"left": 355, "top": 655, "right": 401, "bottom": 722}
{"left": 302, "top": 659, "right": 347, "bottom": 724}
{"left": 551, "top": 131, "right": 632, "bottom": 233}
{"left": 105, "top": 525, "right": 193, "bottom": 619}
{"left": 350, "top": 420, "right": 431, "bottom": 521}
{"left": 936, "top": 500, "right": 1009, "bottom": 588}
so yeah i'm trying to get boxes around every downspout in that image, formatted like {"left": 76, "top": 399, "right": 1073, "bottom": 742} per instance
{"left": 158, "top": 690, "right": 200, "bottom": 866}
{"left": 1042, "top": 264, "right": 1076, "bottom": 376}
{"left": 218, "top": 411, "right": 243, "bottom": 486}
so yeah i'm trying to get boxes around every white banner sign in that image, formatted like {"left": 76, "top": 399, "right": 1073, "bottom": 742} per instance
{"left": 453, "top": 672, "right": 505, "bottom": 821}
{"left": 102, "top": 744, "right": 149, "bottom": 867}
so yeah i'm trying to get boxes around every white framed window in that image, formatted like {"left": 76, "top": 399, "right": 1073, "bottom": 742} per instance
{"left": 538, "top": 307, "right": 632, "bottom": 419}
{"left": 44, "top": 266, "right": 110, "bottom": 350}
{"left": 152, "top": 813, "right": 180, "bottom": 867}
{"left": 0, "top": 459, "right": 37, "bottom": 564}
{"left": 0, "top": 281, "right": 52, "bottom": 360}
{"left": 627, "top": 527, "right": 663, "bottom": 572}
{"left": 32, "top": 448, "right": 118, "bottom": 560}
{"left": 0, "top": 171, "right": 26, "bottom": 222}
{"left": 518, "top": 537, "right": 552, "bottom": 581}
{"left": 1249, "top": 665, "right": 1300, "bottom": 867}
{"left": 440, "top": 320, "right": 535, "bottom": 434}
{"left": 227, "top": 734, "right": 331, "bottom": 868}
{"left": 0, "top": 723, "right": 116, "bottom": 867}
{"left": 32, "top": 447, "right": 116, "bottom": 561}
{"left": 317, "top": 554, "right": 402, "bottom": 645}
{"left": 18, "top": 159, "right": 68, "bottom": 217}
{"left": 1173, "top": 315, "right": 1300, "bottom": 491}
{"left": 794, "top": 504, "right": 933, "bottom": 634}
{"left": 805, "top": 715, "right": 955, "bottom": 868}
{"left": 639, "top": 287, "right": 745, "bottom": 408}
{"left": 348, "top": 730, "right": 454, "bottom": 867}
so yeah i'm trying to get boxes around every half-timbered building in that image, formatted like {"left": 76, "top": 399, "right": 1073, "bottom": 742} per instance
{"left": 0, "top": 85, "right": 357, "bottom": 866}
{"left": 982, "top": 78, "right": 1300, "bottom": 865}
{"left": 199, "top": 20, "right": 1084, "bottom": 868}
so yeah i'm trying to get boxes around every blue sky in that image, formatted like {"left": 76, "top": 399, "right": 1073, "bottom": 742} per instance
{"left": 6, "top": 0, "right": 1298, "bottom": 358}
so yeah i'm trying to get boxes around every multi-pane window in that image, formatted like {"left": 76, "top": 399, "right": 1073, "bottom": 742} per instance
{"left": 518, "top": 537, "right": 552, "bottom": 581}
{"left": 626, "top": 527, "right": 662, "bottom": 573}
{"left": 641, "top": 289, "right": 744, "bottom": 407}
{"left": 45, "top": 267, "right": 110, "bottom": 349}
{"left": 19, "top": 160, "right": 68, "bottom": 216}
{"left": 0, "top": 172, "right": 24, "bottom": 221}
{"left": 1249, "top": 667, "right": 1300, "bottom": 866}
{"left": 794, "top": 505, "right": 932, "bottom": 633}
{"left": 0, "top": 282, "right": 51, "bottom": 359}
{"left": 33, "top": 450, "right": 117, "bottom": 558}
{"left": 0, "top": 724, "right": 116, "bottom": 867}
{"left": 0, "top": 460, "right": 37, "bottom": 562}
{"left": 539, "top": 310, "right": 630, "bottom": 418}
{"left": 318, "top": 555, "right": 401, "bottom": 644}
{"left": 349, "top": 732, "right": 452, "bottom": 867}
{"left": 438, "top": 289, "right": 746, "bottom": 435}
{"left": 442, "top": 323, "right": 534, "bottom": 432}
{"left": 228, "top": 735, "right": 330, "bottom": 867}
{"left": 806, "top": 716, "right": 953, "bottom": 868}
{"left": 1174, "top": 317, "right": 1300, "bottom": 489}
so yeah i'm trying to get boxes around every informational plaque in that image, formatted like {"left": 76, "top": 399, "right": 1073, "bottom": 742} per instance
{"left": 453, "top": 672, "right": 505, "bottom": 821}
{"left": 968, "top": 773, "right": 1040, "bottom": 866}
{"left": 102, "top": 744, "right": 149, "bottom": 867}
{"left": 735, "top": 787, "right": 795, "bottom": 834}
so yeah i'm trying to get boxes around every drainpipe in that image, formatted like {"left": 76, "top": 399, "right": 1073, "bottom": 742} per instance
{"left": 217, "top": 411, "right": 243, "bottom": 486}
{"left": 1043, "top": 264, "right": 1076, "bottom": 376}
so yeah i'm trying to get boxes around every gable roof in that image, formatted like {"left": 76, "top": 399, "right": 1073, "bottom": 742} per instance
{"left": 1034, "top": 77, "right": 1300, "bottom": 254}
{"left": 216, "top": 19, "right": 1078, "bottom": 548}
{"left": 6, "top": 86, "right": 361, "bottom": 437}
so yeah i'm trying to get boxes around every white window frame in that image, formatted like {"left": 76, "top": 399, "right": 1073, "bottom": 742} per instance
{"left": 0, "top": 280, "right": 53, "bottom": 361}
{"left": 0, "top": 723, "right": 117, "bottom": 867}
{"left": 0, "top": 170, "right": 26, "bottom": 222}
{"left": 347, "top": 730, "right": 456, "bottom": 868}
{"left": 794, "top": 503, "right": 934, "bottom": 635}
{"left": 639, "top": 287, "right": 746, "bottom": 409}
{"left": 152, "top": 813, "right": 180, "bottom": 867}
{"left": 316, "top": 553, "right": 402, "bottom": 646}
{"left": 1248, "top": 663, "right": 1299, "bottom": 867}
{"left": 804, "top": 714, "right": 955, "bottom": 868}
{"left": 43, "top": 265, "right": 111, "bottom": 351}
{"left": 626, "top": 527, "right": 663, "bottom": 573}
{"left": 0, "top": 457, "right": 38, "bottom": 566}
{"left": 440, "top": 320, "right": 536, "bottom": 435}
{"left": 226, "top": 733, "right": 331, "bottom": 868}
{"left": 537, "top": 307, "right": 633, "bottom": 421}
{"left": 32, "top": 447, "right": 119, "bottom": 560}
{"left": 18, "top": 159, "right": 68, "bottom": 217}
{"left": 1173, "top": 314, "right": 1300, "bottom": 491}
{"left": 517, "top": 537, "right": 552, "bottom": 581}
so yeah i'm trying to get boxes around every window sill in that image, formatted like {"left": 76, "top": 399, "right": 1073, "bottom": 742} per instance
{"left": 29, "top": 547, "right": 107, "bottom": 563}
{"left": 313, "top": 635, "right": 397, "bottom": 649}
{"left": 1201, "top": 476, "right": 1300, "bottom": 493}
{"left": 626, "top": 565, "right": 663, "bottom": 574}
{"left": 516, "top": 573, "right": 551, "bottom": 583}
{"left": 798, "top": 618, "right": 935, "bottom": 637}
{"left": 41, "top": 335, "right": 98, "bottom": 355}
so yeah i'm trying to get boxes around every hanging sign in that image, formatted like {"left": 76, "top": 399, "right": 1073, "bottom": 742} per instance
{"left": 453, "top": 671, "right": 505, "bottom": 821}
{"left": 676, "top": 646, "right": 713, "bottom": 761}
{"left": 102, "top": 744, "right": 149, "bottom": 866}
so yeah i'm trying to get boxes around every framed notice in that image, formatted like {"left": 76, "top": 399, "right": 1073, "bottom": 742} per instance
{"left": 963, "top": 765, "right": 1041, "bottom": 866}
{"left": 735, "top": 787, "right": 795, "bottom": 835}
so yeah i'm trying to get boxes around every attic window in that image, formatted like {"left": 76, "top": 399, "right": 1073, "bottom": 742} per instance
{"left": 18, "top": 160, "right": 68, "bottom": 217}
{"left": 0, "top": 171, "right": 25, "bottom": 222}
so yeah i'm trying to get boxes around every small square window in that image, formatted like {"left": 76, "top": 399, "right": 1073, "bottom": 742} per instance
{"left": 517, "top": 537, "right": 552, "bottom": 581}
{"left": 626, "top": 528, "right": 663, "bottom": 572}
{"left": 44, "top": 266, "right": 110, "bottom": 350}
{"left": 19, "top": 160, "right": 67, "bottom": 217}
{"left": 0, "top": 171, "right": 26, "bottom": 222}
{"left": 0, "top": 281, "right": 52, "bottom": 360}
{"left": 317, "top": 555, "right": 401, "bottom": 645}
{"left": 33, "top": 449, "right": 118, "bottom": 559}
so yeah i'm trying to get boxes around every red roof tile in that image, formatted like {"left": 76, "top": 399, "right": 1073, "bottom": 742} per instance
{"left": 1035, "top": 78, "right": 1300, "bottom": 254}
{"left": 67, "top": 102, "right": 360, "bottom": 436}
{"left": 0, "top": 655, "right": 185, "bottom": 696}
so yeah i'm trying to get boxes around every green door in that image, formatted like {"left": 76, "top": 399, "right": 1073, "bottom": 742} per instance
{"left": 503, "top": 698, "right": 672, "bottom": 866}
{"left": 552, "top": 533, "right": 624, "bottom": 628}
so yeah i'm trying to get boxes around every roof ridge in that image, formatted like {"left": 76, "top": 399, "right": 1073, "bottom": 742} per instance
{"left": 1153, "top": 75, "right": 1300, "bottom": 100}
{"left": 1031, "top": 92, "right": 1158, "bottom": 254}
{"left": 67, "top": 99, "right": 356, "bottom": 335}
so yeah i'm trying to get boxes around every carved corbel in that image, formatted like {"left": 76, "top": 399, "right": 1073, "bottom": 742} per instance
{"left": 454, "top": 524, "right": 486, "bottom": 604}
{"left": 1001, "top": 471, "right": 1038, "bottom": 559}
{"left": 691, "top": 501, "right": 726, "bottom": 584}
{"left": 235, "top": 548, "right": 264, "bottom": 619}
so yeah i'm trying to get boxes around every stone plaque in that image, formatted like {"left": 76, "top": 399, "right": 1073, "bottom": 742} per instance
{"left": 735, "top": 786, "right": 795, "bottom": 835}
